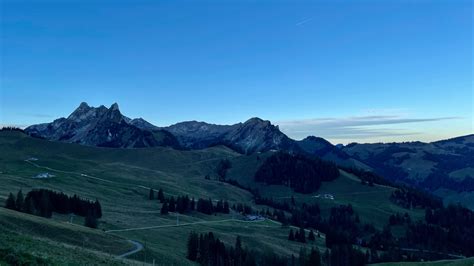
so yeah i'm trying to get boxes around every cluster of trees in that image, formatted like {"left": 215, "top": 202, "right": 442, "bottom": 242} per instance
{"left": 5, "top": 189, "right": 102, "bottom": 228}
{"left": 406, "top": 204, "right": 474, "bottom": 256}
{"left": 388, "top": 212, "right": 411, "bottom": 226}
{"left": 421, "top": 171, "right": 474, "bottom": 192}
{"left": 329, "top": 244, "right": 366, "bottom": 266}
{"left": 288, "top": 228, "right": 316, "bottom": 243}
{"left": 187, "top": 232, "right": 324, "bottom": 266}
{"left": 290, "top": 202, "right": 322, "bottom": 229}
{"left": 149, "top": 188, "right": 165, "bottom": 202}
{"left": 196, "top": 198, "right": 230, "bottom": 215}
{"left": 363, "top": 204, "right": 474, "bottom": 261}
{"left": 254, "top": 152, "right": 339, "bottom": 194}
{"left": 157, "top": 192, "right": 230, "bottom": 216}
{"left": 340, "top": 166, "right": 394, "bottom": 187}
{"left": 161, "top": 195, "right": 197, "bottom": 215}
{"left": 390, "top": 187, "right": 442, "bottom": 209}
{"left": 0, "top": 127, "right": 25, "bottom": 133}
{"left": 231, "top": 203, "right": 253, "bottom": 215}
{"left": 187, "top": 232, "right": 256, "bottom": 266}
{"left": 324, "top": 205, "right": 360, "bottom": 248}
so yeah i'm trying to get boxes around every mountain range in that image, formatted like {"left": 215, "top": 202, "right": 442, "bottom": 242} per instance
{"left": 24, "top": 102, "right": 474, "bottom": 208}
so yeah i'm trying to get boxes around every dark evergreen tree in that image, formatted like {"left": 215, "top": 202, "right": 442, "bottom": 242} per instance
{"left": 308, "top": 230, "right": 315, "bottom": 241}
{"left": 307, "top": 248, "right": 321, "bottom": 266}
{"left": 15, "top": 190, "right": 24, "bottom": 211}
{"left": 84, "top": 210, "right": 98, "bottom": 228}
{"left": 187, "top": 231, "right": 199, "bottom": 261}
{"left": 223, "top": 200, "right": 230, "bottom": 214}
{"left": 24, "top": 195, "right": 35, "bottom": 214}
{"left": 168, "top": 196, "right": 176, "bottom": 212}
{"left": 190, "top": 198, "right": 196, "bottom": 211}
{"left": 94, "top": 199, "right": 102, "bottom": 218}
{"left": 298, "top": 226, "right": 306, "bottom": 243}
{"left": 161, "top": 202, "right": 169, "bottom": 215}
{"left": 158, "top": 188, "right": 165, "bottom": 203}
{"left": 5, "top": 192, "right": 16, "bottom": 210}
{"left": 288, "top": 229, "right": 295, "bottom": 241}
{"left": 39, "top": 191, "right": 52, "bottom": 218}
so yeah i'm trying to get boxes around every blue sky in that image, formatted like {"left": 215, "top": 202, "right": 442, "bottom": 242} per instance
{"left": 1, "top": 0, "right": 472, "bottom": 144}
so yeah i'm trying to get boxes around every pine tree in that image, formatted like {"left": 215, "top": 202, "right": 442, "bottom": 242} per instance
{"left": 308, "top": 230, "right": 315, "bottom": 241}
{"left": 298, "top": 247, "right": 307, "bottom": 266}
{"left": 307, "top": 248, "right": 321, "bottom": 266}
{"left": 39, "top": 192, "right": 52, "bottom": 218}
{"left": 94, "top": 199, "right": 102, "bottom": 218}
{"left": 158, "top": 188, "right": 165, "bottom": 203}
{"left": 149, "top": 188, "right": 155, "bottom": 200}
{"left": 5, "top": 192, "right": 16, "bottom": 210}
{"left": 190, "top": 198, "right": 195, "bottom": 211}
{"left": 161, "top": 202, "right": 169, "bottom": 215}
{"left": 223, "top": 200, "right": 230, "bottom": 214}
{"left": 187, "top": 231, "right": 199, "bottom": 261}
{"left": 168, "top": 197, "right": 176, "bottom": 212}
{"left": 16, "top": 190, "right": 24, "bottom": 211}
{"left": 235, "top": 236, "right": 243, "bottom": 265}
{"left": 288, "top": 229, "right": 295, "bottom": 241}
{"left": 24, "top": 196, "right": 35, "bottom": 214}
{"left": 298, "top": 226, "right": 306, "bottom": 243}
{"left": 84, "top": 210, "right": 98, "bottom": 228}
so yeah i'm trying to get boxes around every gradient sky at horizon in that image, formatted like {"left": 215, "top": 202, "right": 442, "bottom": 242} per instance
{"left": 1, "top": 0, "right": 472, "bottom": 144}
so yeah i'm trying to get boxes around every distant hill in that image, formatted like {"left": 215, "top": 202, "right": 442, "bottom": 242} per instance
{"left": 23, "top": 102, "right": 474, "bottom": 208}
{"left": 342, "top": 135, "right": 474, "bottom": 208}
{"left": 296, "top": 136, "right": 370, "bottom": 169}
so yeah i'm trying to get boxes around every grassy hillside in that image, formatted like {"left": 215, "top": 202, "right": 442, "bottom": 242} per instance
{"left": 373, "top": 257, "right": 474, "bottom": 266}
{"left": 0, "top": 131, "right": 430, "bottom": 264}
{"left": 0, "top": 207, "right": 136, "bottom": 265}
{"left": 227, "top": 154, "right": 424, "bottom": 229}
{"left": 0, "top": 131, "right": 321, "bottom": 264}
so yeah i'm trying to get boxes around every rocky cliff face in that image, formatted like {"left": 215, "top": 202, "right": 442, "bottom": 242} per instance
{"left": 164, "top": 118, "right": 300, "bottom": 154}
{"left": 25, "top": 103, "right": 179, "bottom": 148}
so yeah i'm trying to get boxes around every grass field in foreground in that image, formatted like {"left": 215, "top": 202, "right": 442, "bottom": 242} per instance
{"left": 0, "top": 132, "right": 321, "bottom": 264}
{"left": 0, "top": 207, "right": 138, "bottom": 265}
{"left": 372, "top": 257, "right": 474, "bottom": 266}
{"left": 0, "top": 131, "right": 427, "bottom": 264}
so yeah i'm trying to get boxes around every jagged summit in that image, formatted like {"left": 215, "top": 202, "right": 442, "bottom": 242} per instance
{"left": 110, "top": 102, "right": 120, "bottom": 111}
{"left": 25, "top": 102, "right": 178, "bottom": 148}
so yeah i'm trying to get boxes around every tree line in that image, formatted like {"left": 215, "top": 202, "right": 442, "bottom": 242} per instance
{"left": 390, "top": 187, "right": 442, "bottom": 210}
{"left": 149, "top": 188, "right": 230, "bottom": 216}
{"left": 187, "top": 231, "right": 323, "bottom": 266}
{"left": 5, "top": 189, "right": 102, "bottom": 228}
{"left": 0, "top": 127, "right": 25, "bottom": 133}
{"left": 254, "top": 152, "right": 339, "bottom": 194}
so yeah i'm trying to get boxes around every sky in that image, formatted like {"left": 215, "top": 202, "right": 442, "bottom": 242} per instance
{"left": 0, "top": 0, "right": 472, "bottom": 144}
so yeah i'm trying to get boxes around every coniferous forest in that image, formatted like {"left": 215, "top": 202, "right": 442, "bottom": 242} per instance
{"left": 5, "top": 189, "right": 102, "bottom": 228}
{"left": 254, "top": 152, "right": 339, "bottom": 193}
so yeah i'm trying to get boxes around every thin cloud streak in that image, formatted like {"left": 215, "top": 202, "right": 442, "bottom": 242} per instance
{"left": 295, "top": 17, "right": 313, "bottom": 26}
{"left": 276, "top": 115, "right": 461, "bottom": 141}
{"left": 19, "top": 113, "right": 54, "bottom": 118}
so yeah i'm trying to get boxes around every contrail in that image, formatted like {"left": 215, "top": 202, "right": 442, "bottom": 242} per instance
{"left": 296, "top": 17, "right": 313, "bottom": 26}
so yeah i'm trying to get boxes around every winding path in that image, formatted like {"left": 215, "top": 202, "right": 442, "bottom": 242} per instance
{"left": 118, "top": 240, "right": 144, "bottom": 258}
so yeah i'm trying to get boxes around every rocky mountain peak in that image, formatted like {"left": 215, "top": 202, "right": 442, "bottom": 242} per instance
{"left": 79, "top": 102, "right": 90, "bottom": 108}
{"left": 67, "top": 102, "right": 95, "bottom": 122}
{"left": 110, "top": 102, "right": 120, "bottom": 111}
